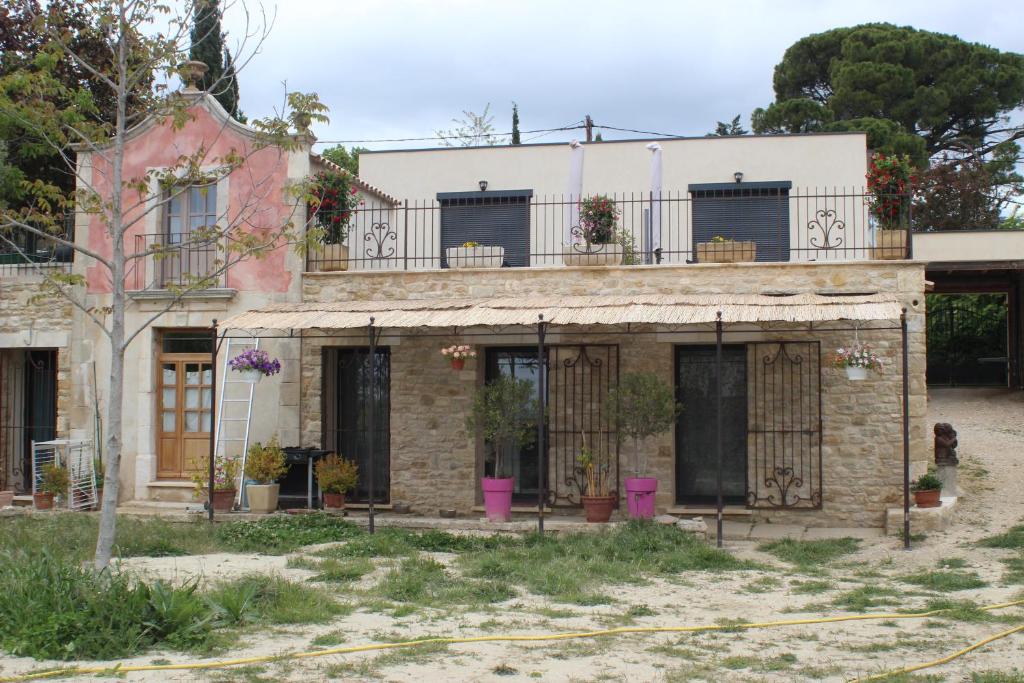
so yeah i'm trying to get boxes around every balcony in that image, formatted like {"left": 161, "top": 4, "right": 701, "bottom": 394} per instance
{"left": 305, "top": 189, "right": 907, "bottom": 272}
{"left": 130, "top": 232, "right": 221, "bottom": 291}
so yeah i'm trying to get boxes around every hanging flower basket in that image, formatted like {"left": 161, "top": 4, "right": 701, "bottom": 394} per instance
{"left": 441, "top": 344, "right": 476, "bottom": 370}
{"left": 228, "top": 349, "right": 281, "bottom": 383}
{"left": 830, "top": 344, "right": 881, "bottom": 381}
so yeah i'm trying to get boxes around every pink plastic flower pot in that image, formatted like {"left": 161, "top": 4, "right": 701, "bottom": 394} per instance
{"left": 624, "top": 477, "right": 658, "bottom": 519}
{"left": 481, "top": 477, "right": 514, "bottom": 522}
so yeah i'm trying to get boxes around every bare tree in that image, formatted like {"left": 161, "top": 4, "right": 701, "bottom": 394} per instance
{"left": 435, "top": 103, "right": 504, "bottom": 147}
{"left": 0, "top": 0, "right": 327, "bottom": 568}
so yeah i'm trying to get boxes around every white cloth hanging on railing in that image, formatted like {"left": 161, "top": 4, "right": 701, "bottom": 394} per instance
{"left": 565, "top": 140, "right": 584, "bottom": 245}
{"left": 647, "top": 143, "right": 663, "bottom": 252}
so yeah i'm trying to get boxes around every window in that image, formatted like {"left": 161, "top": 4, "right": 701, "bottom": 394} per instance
{"left": 159, "top": 184, "right": 218, "bottom": 287}
{"left": 690, "top": 182, "right": 791, "bottom": 262}
{"left": 438, "top": 190, "right": 532, "bottom": 267}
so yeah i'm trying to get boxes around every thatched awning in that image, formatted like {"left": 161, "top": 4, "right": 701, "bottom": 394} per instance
{"left": 218, "top": 293, "right": 903, "bottom": 332}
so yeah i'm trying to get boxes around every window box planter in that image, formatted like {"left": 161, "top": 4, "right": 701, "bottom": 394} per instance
{"left": 317, "top": 244, "right": 350, "bottom": 272}
{"left": 562, "top": 243, "right": 623, "bottom": 267}
{"left": 871, "top": 230, "right": 907, "bottom": 260}
{"left": 696, "top": 240, "right": 757, "bottom": 263}
{"left": 445, "top": 245, "right": 504, "bottom": 269}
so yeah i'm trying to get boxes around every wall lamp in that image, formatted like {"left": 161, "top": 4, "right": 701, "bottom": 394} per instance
{"left": 734, "top": 171, "right": 744, "bottom": 183}
{"left": 479, "top": 180, "right": 488, "bottom": 191}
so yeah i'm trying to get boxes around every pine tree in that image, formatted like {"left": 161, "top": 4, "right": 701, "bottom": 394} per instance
{"left": 189, "top": 0, "right": 242, "bottom": 119}
{"left": 511, "top": 103, "right": 521, "bottom": 145}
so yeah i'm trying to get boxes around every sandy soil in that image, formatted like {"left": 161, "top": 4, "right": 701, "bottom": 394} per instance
{"left": 1, "top": 388, "right": 1022, "bottom": 683}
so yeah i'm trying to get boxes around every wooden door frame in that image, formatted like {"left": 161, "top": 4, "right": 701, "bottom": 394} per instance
{"left": 156, "top": 329, "right": 213, "bottom": 479}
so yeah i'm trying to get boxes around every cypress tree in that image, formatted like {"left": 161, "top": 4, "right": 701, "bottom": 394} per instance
{"left": 188, "top": 0, "right": 242, "bottom": 119}
{"left": 511, "top": 103, "right": 520, "bottom": 145}
{"left": 221, "top": 48, "right": 244, "bottom": 121}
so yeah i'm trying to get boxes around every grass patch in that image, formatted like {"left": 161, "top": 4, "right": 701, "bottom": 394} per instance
{"left": 1002, "top": 554, "right": 1024, "bottom": 584}
{"left": 214, "top": 514, "right": 361, "bottom": 553}
{"left": 979, "top": 524, "right": 1024, "bottom": 549}
{"left": 972, "top": 672, "right": 1024, "bottom": 683}
{"left": 310, "top": 630, "right": 348, "bottom": 647}
{"left": 899, "top": 570, "right": 987, "bottom": 591}
{"left": 459, "top": 521, "right": 756, "bottom": 604}
{"left": 317, "top": 528, "right": 515, "bottom": 559}
{"left": 375, "top": 557, "right": 515, "bottom": 607}
{"left": 938, "top": 557, "right": 968, "bottom": 569}
{"left": 207, "top": 574, "right": 349, "bottom": 625}
{"left": 790, "top": 579, "right": 835, "bottom": 595}
{"left": 758, "top": 537, "right": 860, "bottom": 568}
{"left": 916, "top": 598, "right": 996, "bottom": 623}
{"left": 289, "top": 556, "right": 375, "bottom": 583}
{"left": 744, "top": 575, "right": 782, "bottom": 593}
{"left": 830, "top": 585, "right": 900, "bottom": 611}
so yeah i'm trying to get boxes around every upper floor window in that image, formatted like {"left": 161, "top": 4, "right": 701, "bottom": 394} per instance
{"left": 157, "top": 184, "right": 218, "bottom": 288}
{"left": 166, "top": 184, "right": 217, "bottom": 242}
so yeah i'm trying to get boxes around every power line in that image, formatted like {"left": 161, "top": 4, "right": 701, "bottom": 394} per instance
{"left": 316, "top": 124, "right": 586, "bottom": 146}
{"left": 594, "top": 123, "right": 686, "bottom": 138}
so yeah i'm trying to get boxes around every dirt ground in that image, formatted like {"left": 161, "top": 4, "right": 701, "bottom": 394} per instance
{"left": 1, "top": 388, "right": 1022, "bottom": 682}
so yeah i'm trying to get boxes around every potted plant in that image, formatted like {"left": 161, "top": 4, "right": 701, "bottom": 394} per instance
{"left": 446, "top": 240, "right": 505, "bottom": 269}
{"left": 315, "top": 454, "right": 359, "bottom": 509}
{"left": 912, "top": 472, "right": 943, "bottom": 508}
{"left": 830, "top": 344, "right": 882, "bottom": 380}
{"left": 310, "top": 169, "right": 361, "bottom": 272}
{"left": 578, "top": 435, "right": 615, "bottom": 523}
{"left": 867, "top": 152, "right": 915, "bottom": 260}
{"left": 441, "top": 344, "right": 477, "bottom": 370}
{"left": 466, "top": 375, "right": 539, "bottom": 522}
{"left": 192, "top": 456, "right": 240, "bottom": 512}
{"left": 34, "top": 463, "right": 69, "bottom": 510}
{"left": 228, "top": 348, "right": 281, "bottom": 384}
{"left": 564, "top": 194, "right": 625, "bottom": 266}
{"left": 696, "top": 235, "right": 757, "bottom": 263}
{"left": 244, "top": 436, "right": 287, "bottom": 514}
{"left": 606, "top": 372, "right": 681, "bottom": 519}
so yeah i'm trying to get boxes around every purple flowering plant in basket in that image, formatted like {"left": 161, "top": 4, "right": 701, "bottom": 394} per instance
{"left": 228, "top": 349, "right": 282, "bottom": 376}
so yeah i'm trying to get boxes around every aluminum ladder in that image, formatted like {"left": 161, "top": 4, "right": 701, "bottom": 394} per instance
{"left": 213, "top": 336, "right": 259, "bottom": 510}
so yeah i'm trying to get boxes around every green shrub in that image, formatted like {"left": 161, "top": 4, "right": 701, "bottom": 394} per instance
{"left": 978, "top": 524, "right": 1024, "bottom": 549}
{"left": 215, "top": 513, "right": 361, "bottom": 553}
{"left": 244, "top": 436, "right": 287, "bottom": 484}
{"left": 758, "top": 538, "right": 861, "bottom": 568}
{"left": 207, "top": 574, "right": 347, "bottom": 624}
{"left": 912, "top": 472, "right": 943, "bottom": 492}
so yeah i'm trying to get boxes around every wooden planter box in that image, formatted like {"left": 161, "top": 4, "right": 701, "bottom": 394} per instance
{"left": 562, "top": 243, "right": 624, "bottom": 267}
{"left": 696, "top": 241, "right": 757, "bottom": 263}
{"left": 317, "top": 244, "right": 350, "bottom": 272}
{"left": 871, "top": 230, "right": 907, "bottom": 260}
{"left": 445, "top": 246, "right": 505, "bottom": 269}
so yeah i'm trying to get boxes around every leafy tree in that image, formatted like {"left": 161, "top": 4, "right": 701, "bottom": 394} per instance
{"left": 708, "top": 115, "right": 748, "bottom": 136}
{"left": 320, "top": 144, "right": 367, "bottom": 176}
{"left": 0, "top": 0, "right": 325, "bottom": 568}
{"left": 594, "top": 131, "right": 603, "bottom": 142}
{"left": 605, "top": 373, "right": 680, "bottom": 477}
{"left": 752, "top": 24, "right": 1024, "bottom": 165}
{"left": 436, "top": 103, "right": 502, "bottom": 146}
{"left": 466, "top": 376, "right": 539, "bottom": 479}
{"left": 188, "top": 0, "right": 241, "bottom": 119}
{"left": 511, "top": 102, "right": 521, "bottom": 145}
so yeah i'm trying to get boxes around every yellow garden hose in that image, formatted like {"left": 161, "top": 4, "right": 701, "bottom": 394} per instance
{"left": 2, "top": 598, "right": 1021, "bottom": 682}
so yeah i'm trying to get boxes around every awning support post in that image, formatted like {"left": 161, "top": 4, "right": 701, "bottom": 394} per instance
{"left": 715, "top": 312, "right": 724, "bottom": 548}
{"left": 901, "top": 308, "right": 911, "bottom": 550}
{"left": 208, "top": 319, "right": 218, "bottom": 523}
{"left": 537, "top": 315, "right": 547, "bottom": 536}
{"left": 368, "top": 317, "right": 377, "bottom": 535}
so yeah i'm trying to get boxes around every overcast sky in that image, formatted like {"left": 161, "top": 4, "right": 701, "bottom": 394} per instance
{"left": 223, "top": 0, "right": 1024, "bottom": 153}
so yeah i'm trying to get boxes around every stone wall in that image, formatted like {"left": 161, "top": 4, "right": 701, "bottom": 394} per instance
{"left": 300, "top": 261, "right": 927, "bottom": 527}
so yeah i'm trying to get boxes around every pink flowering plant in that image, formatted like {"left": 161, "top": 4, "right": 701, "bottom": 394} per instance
{"left": 578, "top": 194, "right": 620, "bottom": 244}
{"left": 228, "top": 349, "right": 282, "bottom": 376}
{"left": 830, "top": 344, "right": 882, "bottom": 370}
{"left": 191, "top": 456, "right": 240, "bottom": 494}
{"left": 441, "top": 344, "right": 477, "bottom": 360}
{"left": 310, "top": 170, "right": 362, "bottom": 244}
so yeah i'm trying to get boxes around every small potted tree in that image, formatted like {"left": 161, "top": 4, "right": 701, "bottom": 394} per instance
{"left": 34, "top": 463, "right": 69, "bottom": 510}
{"left": 564, "top": 194, "right": 625, "bottom": 266}
{"left": 310, "top": 169, "right": 361, "bottom": 272}
{"left": 606, "top": 372, "right": 681, "bottom": 519}
{"left": 192, "top": 456, "right": 240, "bottom": 512}
{"left": 315, "top": 454, "right": 359, "bottom": 509}
{"left": 228, "top": 348, "right": 281, "bottom": 384}
{"left": 578, "top": 436, "right": 615, "bottom": 523}
{"left": 867, "top": 152, "right": 915, "bottom": 260}
{"left": 912, "top": 472, "right": 943, "bottom": 508}
{"left": 244, "top": 436, "right": 287, "bottom": 514}
{"left": 466, "top": 375, "right": 539, "bottom": 522}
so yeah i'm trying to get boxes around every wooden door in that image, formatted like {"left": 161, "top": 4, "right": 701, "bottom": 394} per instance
{"left": 157, "top": 356, "right": 213, "bottom": 478}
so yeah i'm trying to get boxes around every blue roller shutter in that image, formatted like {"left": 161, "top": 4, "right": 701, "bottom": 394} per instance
{"left": 689, "top": 181, "right": 791, "bottom": 262}
{"left": 438, "top": 190, "right": 532, "bottom": 268}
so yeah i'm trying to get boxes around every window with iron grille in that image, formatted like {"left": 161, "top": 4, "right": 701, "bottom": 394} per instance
{"left": 160, "top": 184, "right": 218, "bottom": 287}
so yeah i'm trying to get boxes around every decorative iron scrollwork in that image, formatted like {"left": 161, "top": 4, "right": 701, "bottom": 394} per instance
{"left": 364, "top": 222, "right": 396, "bottom": 260}
{"left": 807, "top": 209, "right": 845, "bottom": 250}
{"left": 568, "top": 225, "right": 612, "bottom": 255}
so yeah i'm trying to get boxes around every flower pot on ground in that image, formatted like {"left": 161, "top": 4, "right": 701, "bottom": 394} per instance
{"left": 912, "top": 472, "right": 943, "bottom": 508}
{"left": 315, "top": 454, "right": 359, "bottom": 510}
{"left": 446, "top": 243, "right": 505, "bottom": 269}
{"left": 33, "top": 492, "right": 55, "bottom": 510}
{"left": 212, "top": 489, "right": 236, "bottom": 512}
{"left": 0, "top": 490, "right": 13, "bottom": 508}
{"left": 578, "top": 436, "right": 615, "bottom": 523}
{"left": 244, "top": 436, "right": 287, "bottom": 514}
{"left": 606, "top": 372, "right": 681, "bottom": 519}
{"left": 310, "top": 169, "right": 359, "bottom": 272}
{"left": 831, "top": 344, "right": 882, "bottom": 381}
{"left": 192, "top": 456, "right": 240, "bottom": 512}
{"left": 35, "top": 463, "right": 69, "bottom": 510}
{"left": 467, "top": 375, "right": 540, "bottom": 523}
{"left": 229, "top": 349, "right": 281, "bottom": 384}
{"left": 696, "top": 237, "right": 757, "bottom": 263}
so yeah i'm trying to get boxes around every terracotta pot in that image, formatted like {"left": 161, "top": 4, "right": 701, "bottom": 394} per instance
{"left": 212, "top": 489, "right": 236, "bottom": 512}
{"left": 450, "top": 358, "right": 466, "bottom": 371}
{"left": 871, "top": 229, "right": 907, "bottom": 260}
{"left": 323, "top": 491, "right": 346, "bottom": 509}
{"left": 247, "top": 483, "right": 280, "bottom": 514}
{"left": 913, "top": 488, "right": 941, "bottom": 508}
{"left": 581, "top": 494, "right": 616, "bottom": 523}
{"left": 33, "top": 492, "right": 55, "bottom": 510}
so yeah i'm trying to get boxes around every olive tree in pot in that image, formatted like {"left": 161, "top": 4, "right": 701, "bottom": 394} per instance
{"left": 315, "top": 454, "right": 359, "bottom": 509}
{"left": 466, "top": 375, "right": 539, "bottom": 522}
{"left": 34, "top": 463, "right": 69, "bottom": 510}
{"left": 244, "top": 436, "right": 287, "bottom": 514}
{"left": 605, "top": 372, "right": 681, "bottom": 519}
